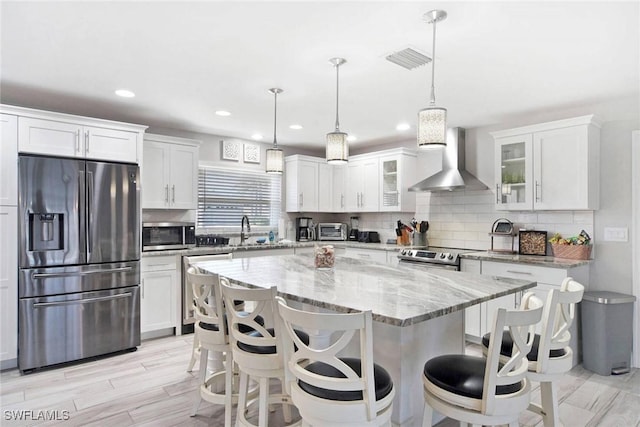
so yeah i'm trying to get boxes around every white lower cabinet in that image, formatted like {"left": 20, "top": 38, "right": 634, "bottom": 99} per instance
{"left": 234, "top": 248, "right": 295, "bottom": 258}
{"left": 0, "top": 206, "right": 18, "bottom": 367}
{"left": 343, "top": 247, "right": 388, "bottom": 264}
{"left": 141, "top": 256, "right": 178, "bottom": 335}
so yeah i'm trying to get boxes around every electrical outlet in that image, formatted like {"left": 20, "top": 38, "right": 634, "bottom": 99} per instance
{"left": 603, "top": 227, "right": 628, "bottom": 242}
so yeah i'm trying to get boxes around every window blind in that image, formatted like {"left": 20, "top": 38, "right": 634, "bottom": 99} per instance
{"left": 197, "top": 166, "right": 281, "bottom": 229}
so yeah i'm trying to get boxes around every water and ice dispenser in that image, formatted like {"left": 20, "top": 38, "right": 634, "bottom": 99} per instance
{"left": 28, "top": 213, "right": 64, "bottom": 251}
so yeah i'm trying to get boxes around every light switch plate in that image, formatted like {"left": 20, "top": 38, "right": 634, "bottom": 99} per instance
{"left": 603, "top": 227, "right": 628, "bottom": 242}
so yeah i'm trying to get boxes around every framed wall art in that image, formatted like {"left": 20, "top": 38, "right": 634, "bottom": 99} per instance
{"left": 221, "top": 140, "right": 240, "bottom": 161}
{"left": 243, "top": 143, "right": 260, "bottom": 163}
{"left": 518, "top": 230, "right": 548, "bottom": 256}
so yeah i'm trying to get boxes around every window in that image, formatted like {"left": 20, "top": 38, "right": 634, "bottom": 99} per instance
{"left": 197, "top": 166, "right": 281, "bottom": 230}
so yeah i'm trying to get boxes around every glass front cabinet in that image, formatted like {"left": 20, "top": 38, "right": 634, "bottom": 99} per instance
{"left": 494, "top": 134, "right": 533, "bottom": 210}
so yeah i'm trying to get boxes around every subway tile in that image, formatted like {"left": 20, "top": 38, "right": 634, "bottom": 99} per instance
{"left": 537, "top": 211, "right": 575, "bottom": 224}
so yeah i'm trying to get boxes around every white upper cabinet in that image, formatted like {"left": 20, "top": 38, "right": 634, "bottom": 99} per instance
{"left": 318, "top": 162, "right": 333, "bottom": 212}
{"left": 346, "top": 157, "right": 379, "bottom": 212}
{"left": 142, "top": 134, "right": 199, "bottom": 210}
{"left": 12, "top": 106, "right": 146, "bottom": 163}
{"left": 285, "top": 156, "right": 319, "bottom": 212}
{"left": 378, "top": 149, "right": 416, "bottom": 212}
{"left": 492, "top": 115, "right": 600, "bottom": 211}
{"left": 1, "top": 114, "right": 18, "bottom": 206}
{"left": 332, "top": 164, "right": 347, "bottom": 212}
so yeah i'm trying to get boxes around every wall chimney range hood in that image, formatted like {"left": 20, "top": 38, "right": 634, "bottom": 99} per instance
{"left": 409, "top": 127, "right": 488, "bottom": 192}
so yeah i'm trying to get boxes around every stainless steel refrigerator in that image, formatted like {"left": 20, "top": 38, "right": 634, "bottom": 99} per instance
{"left": 18, "top": 155, "right": 141, "bottom": 372}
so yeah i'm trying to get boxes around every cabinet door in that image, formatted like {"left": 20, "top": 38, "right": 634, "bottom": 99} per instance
{"left": 345, "top": 162, "right": 363, "bottom": 211}
{"left": 85, "top": 126, "right": 138, "bottom": 163}
{"left": 343, "top": 248, "right": 388, "bottom": 264}
{"left": 533, "top": 126, "right": 591, "bottom": 210}
{"left": 1, "top": 114, "right": 18, "bottom": 206}
{"left": 298, "top": 161, "right": 319, "bottom": 212}
{"left": 142, "top": 141, "right": 170, "bottom": 208}
{"left": 18, "top": 117, "right": 83, "bottom": 157}
{"left": 360, "top": 159, "right": 379, "bottom": 211}
{"left": 0, "top": 207, "right": 18, "bottom": 363}
{"left": 170, "top": 144, "right": 199, "bottom": 209}
{"left": 380, "top": 157, "right": 400, "bottom": 211}
{"left": 494, "top": 134, "right": 533, "bottom": 210}
{"left": 332, "top": 165, "right": 346, "bottom": 212}
{"left": 317, "top": 163, "right": 333, "bottom": 212}
{"left": 141, "top": 270, "right": 176, "bottom": 333}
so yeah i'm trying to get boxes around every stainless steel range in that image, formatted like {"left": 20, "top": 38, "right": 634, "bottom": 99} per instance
{"left": 397, "top": 248, "right": 468, "bottom": 271}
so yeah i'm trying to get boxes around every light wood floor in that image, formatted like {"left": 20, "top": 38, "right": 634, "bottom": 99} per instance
{"left": 1, "top": 335, "right": 638, "bottom": 426}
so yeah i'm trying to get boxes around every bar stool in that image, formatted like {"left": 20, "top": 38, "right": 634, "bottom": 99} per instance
{"left": 422, "top": 292, "right": 544, "bottom": 427}
{"left": 276, "top": 299, "right": 395, "bottom": 427}
{"left": 482, "top": 277, "right": 584, "bottom": 426}
{"left": 220, "top": 278, "right": 307, "bottom": 427}
{"left": 188, "top": 267, "right": 262, "bottom": 427}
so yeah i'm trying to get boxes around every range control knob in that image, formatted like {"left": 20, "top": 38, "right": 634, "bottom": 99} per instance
{"left": 400, "top": 249, "right": 407, "bottom": 255}
{"left": 447, "top": 254, "right": 454, "bottom": 260}
{"left": 439, "top": 253, "right": 446, "bottom": 259}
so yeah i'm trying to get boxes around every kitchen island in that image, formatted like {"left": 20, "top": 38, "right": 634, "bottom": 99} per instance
{"left": 194, "top": 254, "right": 536, "bottom": 426}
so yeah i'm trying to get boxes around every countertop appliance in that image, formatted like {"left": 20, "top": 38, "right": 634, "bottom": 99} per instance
{"left": 296, "top": 217, "right": 315, "bottom": 241}
{"left": 142, "top": 222, "right": 196, "bottom": 251}
{"left": 348, "top": 216, "right": 359, "bottom": 241}
{"left": 397, "top": 247, "right": 472, "bottom": 271}
{"left": 318, "top": 223, "right": 347, "bottom": 241}
{"left": 18, "top": 155, "right": 141, "bottom": 372}
{"left": 358, "top": 231, "right": 380, "bottom": 243}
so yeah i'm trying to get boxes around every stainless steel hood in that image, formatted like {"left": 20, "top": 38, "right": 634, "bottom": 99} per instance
{"left": 409, "top": 127, "right": 488, "bottom": 192}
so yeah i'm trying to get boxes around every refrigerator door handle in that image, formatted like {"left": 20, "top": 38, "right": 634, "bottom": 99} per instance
{"left": 33, "top": 292, "right": 133, "bottom": 308}
{"left": 87, "top": 170, "right": 94, "bottom": 256}
{"left": 78, "top": 168, "right": 87, "bottom": 264}
{"left": 31, "top": 266, "right": 133, "bottom": 279}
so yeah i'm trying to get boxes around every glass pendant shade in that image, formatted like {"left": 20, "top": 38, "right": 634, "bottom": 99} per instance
{"left": 326, "top": 131, "right": 349, "bottom": 164}
{"left": 418, "top": 106, "right": 447, "bottom": 149}
{"left": 265, "top": 147, "right": 283, "bottom": 174}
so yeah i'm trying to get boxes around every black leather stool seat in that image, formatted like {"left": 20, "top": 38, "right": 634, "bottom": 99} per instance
{"left": 482, "top": 331, "right": 566, "bottom": 361}
{"left": 423, "top": 355, "right": 523, "bottom": 399}
{"left": 298, "top": 357, "right": 393, "bottom": 402}
{"left": 237, "top": 328, "right": 310, "bottom": 354}
{"left": 200, "top": 313, "right": 264, "bottom": 334}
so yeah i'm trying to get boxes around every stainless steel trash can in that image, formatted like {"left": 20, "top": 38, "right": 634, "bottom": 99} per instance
{"left": 581, "top": 291, "right": 636, "bottom": 375}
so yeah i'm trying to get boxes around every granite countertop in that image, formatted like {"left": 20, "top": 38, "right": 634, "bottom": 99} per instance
{"left": 142, "top": 241, "right": 422, "bottom": 257}
{"left": 460, "top": 250, "right": 591, "bottom": 268}
{"left": 194, "top": 254, "right": 535, "bottom": 327}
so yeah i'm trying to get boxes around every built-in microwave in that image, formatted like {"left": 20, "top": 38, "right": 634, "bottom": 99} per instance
{"left": 318, "top": 223, "right": 348, "bottom": 241}
{"left": 142, "top": 222, "right": 196, "bottom": 251}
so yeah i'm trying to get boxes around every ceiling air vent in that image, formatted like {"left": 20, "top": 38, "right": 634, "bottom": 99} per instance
{"left": 385, "top": 47, "right": 431, "bottom": 70}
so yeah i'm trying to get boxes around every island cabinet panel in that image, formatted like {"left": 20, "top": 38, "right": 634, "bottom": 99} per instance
{"left": 343, "top": 247, "right": 388, "bottom": 264}
{"left": 141, "top": 255, "right": 178, "bottom": 336}
{"left": 142, "top": 134, "right": 199, "bottom": 210}
{"left": 285, "top": 156, "right": 319, "bottom": 212}
{"left": 492, "top": 115, "right": 600, "bottom": 211}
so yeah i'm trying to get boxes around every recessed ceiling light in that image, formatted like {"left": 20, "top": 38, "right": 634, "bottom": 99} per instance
{"left": 215, "top": 110, "right": 231, "bottom": 117}
{"left": 251, "top": 134, "right": 263, "bottom": 140}
{"left": 115, "top": 89, "right": 135, "bottom": 98}
{"left": 346, "top": 135, "right": 357, "bottom": 142}
{"left": 396, "top": 123, "right": 411, "bottom": 131}
{"left": 289, "top": 124, "right": 303, "bottom": 130}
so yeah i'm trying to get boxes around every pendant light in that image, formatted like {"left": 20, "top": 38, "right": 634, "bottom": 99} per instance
{"left": 326, "top": 57, "right": 349, "bottom": 164}
{"left": 418, "top": 10, "right": 447, "bottom": 150}
{"left": 265, "top": 88, "right": 284, "bottom": 174}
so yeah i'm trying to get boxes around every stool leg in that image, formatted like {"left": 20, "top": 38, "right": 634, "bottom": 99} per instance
{"left": 422, "top": 402, "right": 433, "bottom": 427}
{"left": 224, "top": 352, "right": 233, "bottom": 427}
{"left": 540, "top": 380, "right": 561, "bottom": 427}
{"left": 280, "top": 378, "right": 292, "bottom": 423}
{"left": 187, "top": 333, "right": 199, "bottom": 372}
{"left": 258, "top": 377, "right": 269, "bottom": 427}
{"left": 191, "top": 347, "right": 209, "bottom": 416}
{"left": 237, "top": 370, "right": 250, "bottom": 425}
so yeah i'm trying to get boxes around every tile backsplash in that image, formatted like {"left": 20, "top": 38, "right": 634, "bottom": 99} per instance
{"left": 354, "top": 189, "right": 594, "bottom": 252}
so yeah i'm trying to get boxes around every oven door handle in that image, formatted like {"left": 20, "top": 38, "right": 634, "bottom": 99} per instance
{"left": 33, "top": 292, "right": 133, "bottom": 308}
{"left": 32, "top": 266, "right": 133, "bottom": 279}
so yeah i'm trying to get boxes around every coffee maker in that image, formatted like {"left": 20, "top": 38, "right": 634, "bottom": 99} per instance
{"left": 348, "top": 216, "right": 359, "bottom": 241}
{"left": 295, "top": 217, "right": 315, "bottom": 241}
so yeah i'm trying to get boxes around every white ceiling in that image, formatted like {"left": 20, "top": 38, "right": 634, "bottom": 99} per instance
{"left": 1, "top": 1, "right": 638, "bottom": 150}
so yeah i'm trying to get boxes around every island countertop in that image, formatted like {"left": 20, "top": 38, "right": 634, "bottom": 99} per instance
{"left": 193, "top": 254, "right": 536, "bottom": 327}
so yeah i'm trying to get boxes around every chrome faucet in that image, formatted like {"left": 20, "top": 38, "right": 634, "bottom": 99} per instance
{"left": 240, "top": 215, "right": 251, "bottom": 245}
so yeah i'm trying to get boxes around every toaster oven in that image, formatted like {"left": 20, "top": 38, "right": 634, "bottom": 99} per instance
{"left": 317, "top": 223, "right": 347, "bottom": 241}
